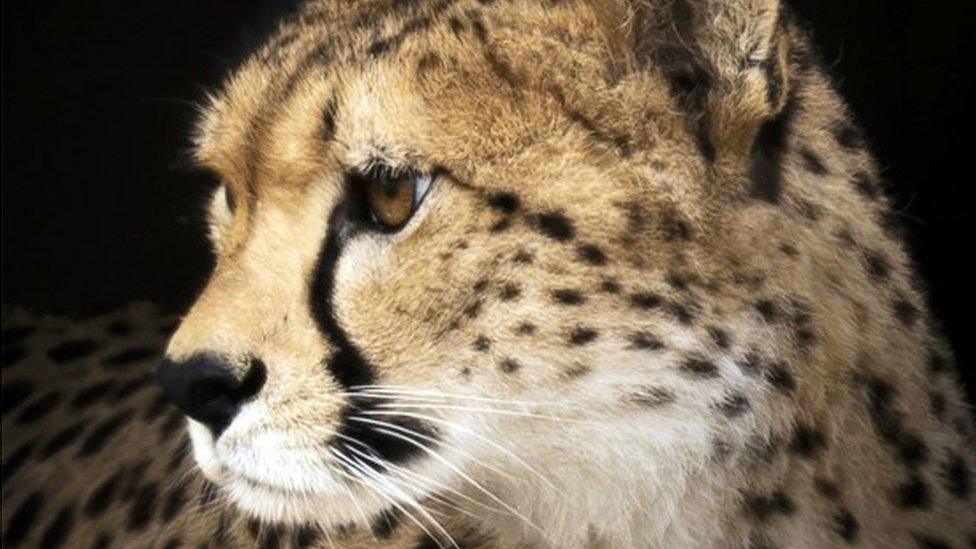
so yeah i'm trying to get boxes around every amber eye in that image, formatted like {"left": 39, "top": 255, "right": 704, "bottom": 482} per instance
{"left": 361, "top": 170, "right": 432, "bottom": 231}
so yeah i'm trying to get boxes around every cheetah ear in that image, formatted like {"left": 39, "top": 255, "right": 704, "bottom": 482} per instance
{"left": 596, "top": 0, "right": 793, "bottom": 160}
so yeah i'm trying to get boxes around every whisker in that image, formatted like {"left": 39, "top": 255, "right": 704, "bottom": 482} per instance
{"left": 347, "top": 416, "right": 516, "bottom": 482}
{"left": 349, "top": 423, "right": 546, "bottom": 537}
{"left": 330, "top": 448, "right": 452, "bottom": 549}
{"left": 342, "top": 443, "right": 508, "bottom": 517}
{"left": 342, "top": 452, "right": 459, "bottom": 549}
{"left": 371, "top": 402, "right": 597, "bottom": 424}
{"left": 361, "top": 409, "right": 563, "bottom": 495}
{"left": 344, "top": 386, "right": 555, "bottom": 407}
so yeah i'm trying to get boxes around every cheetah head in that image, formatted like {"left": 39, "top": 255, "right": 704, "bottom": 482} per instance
{"left": 158, "top": 0, "right": 796, "bottom": 532}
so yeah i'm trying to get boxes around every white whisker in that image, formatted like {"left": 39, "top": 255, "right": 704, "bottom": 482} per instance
{"left": 361, "top": 408, "right": 563, "bottom": 495}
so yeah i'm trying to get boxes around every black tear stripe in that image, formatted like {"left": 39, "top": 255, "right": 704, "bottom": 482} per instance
{"left": 309, "top": 199, "right": 436, "bottom": 468}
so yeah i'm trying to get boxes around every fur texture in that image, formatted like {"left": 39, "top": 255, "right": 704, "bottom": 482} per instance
{"left": 2, "top": 0, "right": 974, "bottom": 547}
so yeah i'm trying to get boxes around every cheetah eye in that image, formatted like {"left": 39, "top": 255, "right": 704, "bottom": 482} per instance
{"left": 354, "top": 168, "right": 433, "bottom": 232}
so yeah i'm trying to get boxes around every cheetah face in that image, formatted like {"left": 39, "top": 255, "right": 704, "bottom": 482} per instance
{"left": 156, "top": 0, "right": 787, "bottom": 531}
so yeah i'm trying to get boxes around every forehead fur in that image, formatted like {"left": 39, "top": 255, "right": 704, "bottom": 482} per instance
{"left": 191, "top": 0, "right": 691, "bottom": 198}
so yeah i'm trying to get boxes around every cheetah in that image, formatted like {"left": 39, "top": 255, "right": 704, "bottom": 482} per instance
{"left": 3, "top": 0, "right": 975, "bottom": 547}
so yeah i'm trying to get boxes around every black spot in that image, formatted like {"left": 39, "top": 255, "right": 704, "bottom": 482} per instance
{"left": 599, "top": 280, "right": 621, "bottom": 294}
{"left": 577, "top": 244, "right": 607, "bottom": 265}
{"left": 852, "top": 172, "right": 879, "bottom": 200}
{"left": 833, "top": 123, "right": 864, "bottom": 150}
{"left": 372, "top": 508, "right": 402, "bottom": 538}
{"left": 40, "top": 504, "right": 75, "bottom": 548}
{"left": 749, "top": 93, "right": 798, "bottom": 203}
{"left": 514, "top": 322, "right": 536, "bottom": 335}
{"left": 199, "top": 481, "right": 218, "bottom": 506}
{"left": 680, "top": 357, "right": 719, "bottom": 379}
{"left": 40, "top": 420, "right": 87, "bottom": 458}
{"left": 295, "top": 525, "right": 321, "bottom": 548}
{"left": 4, "top": 491, "right": 44, "bottom": 545}
{"left": 629, "top": 386, "right": 675, "bottom": 407}
{"left": 368, "top": 38, "right": 392, "bottom": 57}
{"left": 893, "top": 298, "right": 919, "bottom": 327}
{"left": 473, "top": 279, "right": 489, "bottom": 293}
{"left": 629, "top": 292, "right": 662, "bottom": 309}
{"left": 942, "top": 453, "right": 972, "bottom": 500}
{"left": 143, "top": 392, "right": 172, "bottom": 422}
{"left": 163, "top": 484, "right": 187, "bottom": 522}
{"left": 109, "top": 374, "right": 154, "bottom": 402}
{"left": 814, "top": 478, "right": 840, "bottom": 501}
{"left": 897, "top": 434, "right": 929, "bottom": 468}
{"left": 2, "top": 325, "right": 36, "bottom": 345}
{"left": 629, "top": 332, "right": 664, "bottom": 351}
{"left": 489, "top": 218, "right": 511, "bottom": 232}
{"left": 47, "top": 338, "right": 98, "bottom": 364}
{"left": 661, "top": 213, "right": 692, "bottom": 241}
{"left": 127, "top": 482, "right": 159, "bottom": 531}
{"left": 833, "top": 508, "right": 859, "bottom": 542}
{"left": 414, "top": 533, "right": 443, "bottom": 549}
{"left": 78, "top": 408, "right": 134, "bottom": 457}
{"left": 915, "top": 534, "right": 952, "bottom": 549}
{"left": 2, "top": 379, "right": 34, "bottom": 415}
{"left": 666, "top": 272, "right": 689, "bottom": 291}
{"left": 743, "top": 491, "right": 796, "bottom": 522}
{"left": 562, "top": 363, "right": 591, "bottom": 379}
{"left": 568, "top": 327, "right": 598, "bottom": 346}
{"left": 158, "top": 410, "right": 185, "bottom": 440}
{"left": 472, "top": 336, "right": 491, "bottom": 352}
{"left": 552, "top": 289, "right": 586, "bottom": 305}
{"left": 707, "top": 327, "right": 731, "bottom": 350}
{"left": 668, "top": 302, "right": 696, "bottom": 325}
{"left": 322, "top": 98, "right": 338, "bottom": 142}
{"left": 1, "top": 439, "right": 36, "bottom": 487}
{"left": 71, "top": 380, "right": 115, "bottom": 409}
{"left": 737, "top": 352, "right": 764, "bottom": 377}
{"left": 448, "top": 16, "right": 464, "bottom": 35}
{"left": 864, "top": 251, "right": 890, "bottom": 280}
{"left": 104, "top": 346, "right": 160, "bottom": 368}
{"left": 85, "top": 471, "right": 123, "bottom": 517}
{"left": 499, "top": 283, "right": 521, "bottom": 301}
{"left": 487, "top": 192, "right": 520, "bottom": 214}
{"left": 765, "top": 363, "right": 797, "bottom": 394}
{"left": 532, "top": 212, "right": 575, "bottom": 241}
{"left": 714, "top": 392, "right": 750, "bottom": 418}
{"left": 499, "top": 358, "right": 520, "bottom": 373}
{"left": 513, "top": 250, "right": 533, "bottom": 264}
{"left": 754, "top": 299, "right": 779, "bottom": 322}
{"left": 789, "top": 424, "right": 826, "bottom": 458}
{"left": 895, "top": 475, "right": 932, "bottom": 509}
{"left": 799, "top": 147, "right": 828, "bottom": 175}
{"left": 16, "top": 391, "right": 62, "bottom": 424}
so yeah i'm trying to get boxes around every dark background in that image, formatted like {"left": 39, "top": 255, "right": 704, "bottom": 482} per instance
{"left": 3, "top": 2, "right": 974, "bottom": 394}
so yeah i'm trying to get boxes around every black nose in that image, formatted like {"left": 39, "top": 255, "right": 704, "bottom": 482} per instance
{"left": 156, "top": 354, "right": 267, "bottom": 436}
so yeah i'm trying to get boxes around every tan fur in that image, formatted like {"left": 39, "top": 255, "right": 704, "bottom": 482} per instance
{"left": 3, "top": 0, "right": 974, "bottom": 547}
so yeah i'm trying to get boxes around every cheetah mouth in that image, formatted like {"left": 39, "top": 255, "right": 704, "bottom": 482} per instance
{"left": 187, "top": 418, "right": 434, "bottom": 526}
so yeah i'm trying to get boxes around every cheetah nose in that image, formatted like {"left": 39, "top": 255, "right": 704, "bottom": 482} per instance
{"left": 155, "top": 354, "right": 267, "bottom": 437}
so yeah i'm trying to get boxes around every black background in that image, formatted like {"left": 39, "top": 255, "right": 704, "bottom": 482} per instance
{"left": 3, "top": 2, "right": 974, "bottom": 395}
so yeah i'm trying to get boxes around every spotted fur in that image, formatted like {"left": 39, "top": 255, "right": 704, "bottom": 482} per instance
{"left": 3, "top": 0, "right": 975, "bottom": 547}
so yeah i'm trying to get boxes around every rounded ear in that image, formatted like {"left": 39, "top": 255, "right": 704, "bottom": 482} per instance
{"left": 593, "top": 0, "right": 793, "bottom": 162}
